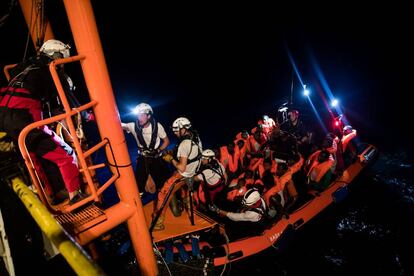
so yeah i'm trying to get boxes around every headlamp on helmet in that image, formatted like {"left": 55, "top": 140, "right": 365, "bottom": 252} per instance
{"left": 133, "top": 103, "right": 153, "bottom": 115}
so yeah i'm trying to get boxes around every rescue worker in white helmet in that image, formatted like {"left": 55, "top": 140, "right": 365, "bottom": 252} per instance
{"left": 209, "top": 188, "right": 267, "bottom": 240}
{"left": 0, "top": 39, "right": 86, "bottom": 205}
{"left": 121, "top": 103, "right": 170, "bottom": 197}
{"left": 193, "top": 149, "right": 227, "bottom": 209}
{"left": 152, "top": 116, "right": 203, "bottom": 231}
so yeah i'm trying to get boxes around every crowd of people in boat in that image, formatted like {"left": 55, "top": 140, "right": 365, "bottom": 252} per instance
{"left": 123, "top": 102, "right": 358, "bottom": 236}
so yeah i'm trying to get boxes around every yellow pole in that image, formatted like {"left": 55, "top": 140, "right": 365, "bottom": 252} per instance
{"left": 11, "top": 177, "right": 106, "bottom": 276}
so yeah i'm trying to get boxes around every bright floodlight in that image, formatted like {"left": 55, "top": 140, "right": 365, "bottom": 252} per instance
{"left": 303, "top": 85, "right": 310, "bottom": 96}
{"left": 331, "top": 99, "right": 339, "bottom": 107}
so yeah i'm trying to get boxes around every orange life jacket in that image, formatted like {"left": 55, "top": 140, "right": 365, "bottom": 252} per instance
{"left": 220, "top": 146, "right": 240, "bottom": 173}
{"left": 197, "top": 180, "right": 224, "bottom": 205}
{"left": 341, "top": 129, "right": 357, "bottom": 152}
{"left": 307, "top": 154, "right": 335, "bottom": 183}
{"left": 226, "top": 185, "right": 247, "bottom": 201}
{"left": 279, "top": 155, "right": 304, "bottom": 186}
{"left": 248, "top": 135, "right": 261, "bottom": 153}
{"left": 234, "top": 137, "right": 251, "bottom": 167}
{"left": 304, "top": 150, "right": 320, "bottom": 174}
{"left": 248, "top": 157, "right": 262, "bottom": 173}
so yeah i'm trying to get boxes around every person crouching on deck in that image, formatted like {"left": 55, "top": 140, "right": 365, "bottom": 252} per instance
{"left": 209, "top": 188, "right": 267, "bottom": 240}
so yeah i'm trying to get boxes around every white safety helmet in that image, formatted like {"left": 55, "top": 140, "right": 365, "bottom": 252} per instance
{"left": 172, "top": 117, "right": 191, "bottom": 132}
{"left": 242, "top": 188, "right": 261, "bottom": 206}
{"left": 134, "top": 103, "right": 153, "bottom": 115}
{"left": 39, "top": 39, "right": 71, "bottom": 59}
{"left": 202, "top": 149, "right": 215, "bottom": 159}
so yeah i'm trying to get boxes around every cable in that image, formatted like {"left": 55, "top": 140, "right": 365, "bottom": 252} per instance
{"left": 105, "top": 161, "right": 132, "bottom": 168}
{"left": 104, "top": 138, "right": 132, "bottom": 169}
{"left": 219, "top": 229, "right": 231, "bottom": 276}
{"left": 153, "top": 241, "right": 172, "bottom": 276}
{"left": 22, "top": 0, "right": 34, "bottom": 61}
{"left": 0, "top": 0, "right": 17, "bottom": 28}
{"left": 167, "top": 261, "right": 206, "bottom": 271}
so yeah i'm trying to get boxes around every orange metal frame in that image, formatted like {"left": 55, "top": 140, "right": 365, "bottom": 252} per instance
{"left": 15, "top": 0, "right": 158, "bottom": 275}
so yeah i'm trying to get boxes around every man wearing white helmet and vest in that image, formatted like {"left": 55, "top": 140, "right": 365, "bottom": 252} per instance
{"left": 121, "top": 103, "right": 170, "bottom": 196}
{"left": 209, "top": 188, "right": 267, "bottom": 239}
{"left": 152, "top": 116, "right": 202, "bottom": 231}
{"left": 0, "top": 39, "right": 86, "bottom": 205}
{"left": 194, "top": 149, "right": 227, "bottom": 208}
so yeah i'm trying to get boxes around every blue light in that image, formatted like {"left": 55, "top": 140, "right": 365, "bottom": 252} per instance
{"left": 331, "top": 99, "right": 339, "bottom": 107}
{"left": 303, "top": 85, "right": 310, "bottom": 96}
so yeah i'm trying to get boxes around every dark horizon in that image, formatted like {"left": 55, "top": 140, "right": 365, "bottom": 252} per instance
{"left": 1, "top": 3, "right": 412, "bottom": 158}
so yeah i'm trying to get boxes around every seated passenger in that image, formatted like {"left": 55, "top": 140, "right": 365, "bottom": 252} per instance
{"left": 263, "top": 155, "right": 304, "bottom": 215}
{"left": 341, "top": 125, "right": 358, "bottom": 166}
{"left": 235, "top": 139, "right": 249, "bottom": 169}
{"left": 235, "top": 130, "right": 250, "bottom": 142}
{"left": 220, "top": 142, "right": 240, "bottom": 181}
{"left": 305, "top": 150, "right": 335, "bottom": 192}
{"left": 258, "top": 158, "right": 277, "bottom": 191}
{"left": 228, "top": 169, "right": 255, "bottom": 188}
{"left": 322, "top": 132, "right": 345, "bottom": 175}
{"left": 267, "top": 127, "right": 299, "bottom": 162}
{"left": 249, "top": 127, "right": 267, "bottom": 154}
{"left": 258, "top": 115, "right": 277, "bottom": 136}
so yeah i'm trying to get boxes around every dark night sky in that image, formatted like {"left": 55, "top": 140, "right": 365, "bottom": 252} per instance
{"left": 1, "top": 2, "right": 413, "bottom": 158}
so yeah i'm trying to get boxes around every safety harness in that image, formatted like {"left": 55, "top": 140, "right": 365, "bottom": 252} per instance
{"left": 173, "top": 131, "right": 202, "bottom": 165}
{"left": 134, "top": 117, "right": 159, "bottom": 157}
{"left": 198, "top": 159, "right": 225, "bottom": 189}
{"left": 0, "top": 64, "right": 39, "bottom": 108}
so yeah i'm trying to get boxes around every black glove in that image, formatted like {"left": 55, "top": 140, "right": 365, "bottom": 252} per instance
{"left": 208, "top": 204, "right": 220, "bottom": 214}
